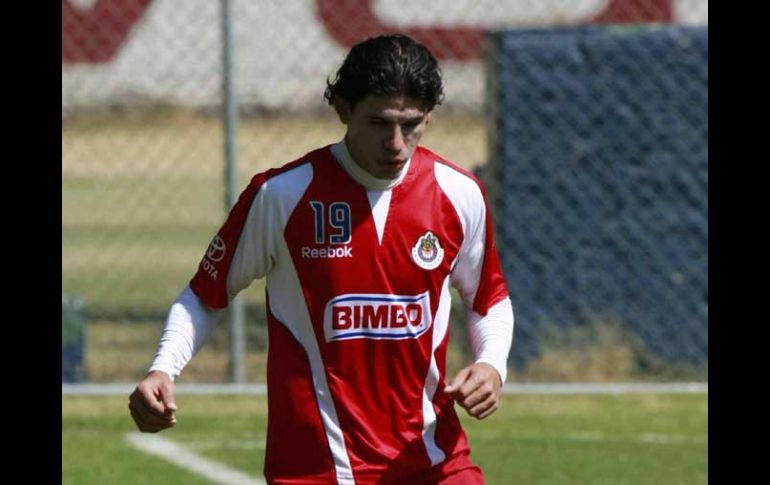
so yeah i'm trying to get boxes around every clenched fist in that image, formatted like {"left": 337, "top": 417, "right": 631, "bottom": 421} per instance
{"left": 128, "top": 370, "right": 178, "bottom": 433}
{"left": 444, "top": 362, "right": 502, "bottom": 419}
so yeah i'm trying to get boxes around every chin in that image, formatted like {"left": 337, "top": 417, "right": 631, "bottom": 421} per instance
{"left": 378, "top": 168, "right": 402, "bottom": 179}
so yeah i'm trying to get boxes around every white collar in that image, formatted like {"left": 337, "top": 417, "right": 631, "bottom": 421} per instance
{"left": 330, "top": 140, "right": 410, "bottom": 190}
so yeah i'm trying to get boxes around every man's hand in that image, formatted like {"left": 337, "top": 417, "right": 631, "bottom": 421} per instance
{"left": 128, "top": 370, "right": 178, "bottom": 433}
{"left": 444, "top": 362, "right": 502, "bottom": 419}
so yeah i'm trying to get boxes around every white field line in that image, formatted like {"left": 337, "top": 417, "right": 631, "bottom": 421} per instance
{"left": 638, "top": 433, "right": 707, "bottom": 445}
{"left": 472, "top": 430, "right": 707, "bottom": 446}
{"left": 124, "top": 433, "right": 265, "bottom": 485}
{"left": 562, "top": 431, "right": 707, "bottom": 446}
{"left": 63, "top": 382, "right": 707, "bottom": 396}
{"left": 501, "top": 382, "right": 708, "bottom": 395}
{"left": 184, "top": 438, "right": 266, "bottom": 451}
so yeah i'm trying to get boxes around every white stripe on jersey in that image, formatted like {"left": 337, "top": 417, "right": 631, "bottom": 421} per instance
{"left": 420, "top": 275, "right": 452, "bottom": 465}
{"left": 433, "top": 162, "right": 486, "bottom": 247}
{"left": 366, "top": 190, "right": 392, "bottom": 245}
{"left": 225, "top": 163, "right": 315, "bottom": 298}
{"left": 262, "top": 164, "right": 355, "bottom": 485}
{"left": 433, "top": 161, "right": 488, "bottom": 310}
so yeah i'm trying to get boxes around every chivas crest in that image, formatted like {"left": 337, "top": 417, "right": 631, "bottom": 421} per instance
{"left": 411, "top": 231, "right": 444, "bottom": 270}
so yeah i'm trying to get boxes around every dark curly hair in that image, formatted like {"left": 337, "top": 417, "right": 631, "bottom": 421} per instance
{"left": 324, "top": 34, "right": 444, "bottom": 111}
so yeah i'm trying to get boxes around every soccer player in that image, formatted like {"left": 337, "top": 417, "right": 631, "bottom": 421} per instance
{"left": 129, "top": 34, "right": 514, "bottom": 484}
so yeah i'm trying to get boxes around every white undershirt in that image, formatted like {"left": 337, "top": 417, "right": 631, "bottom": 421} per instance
{"left": 330, "top": 140, "right": 410, "bottom": 190}
{"left": 148, "top": 286, "right": 224, "bottom": 380}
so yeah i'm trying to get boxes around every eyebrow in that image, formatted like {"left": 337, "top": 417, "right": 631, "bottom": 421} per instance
{"left": 368, "top": 114, "right": 425, "bottom": 123}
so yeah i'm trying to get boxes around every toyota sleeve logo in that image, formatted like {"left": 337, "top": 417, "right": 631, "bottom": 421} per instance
{"left": 206, "top": 235, "right": 227, "bottom": 263}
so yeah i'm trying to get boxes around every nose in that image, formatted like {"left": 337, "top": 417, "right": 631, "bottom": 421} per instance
{"left": 384, "top": 125, "right": 405, "bottom": 153}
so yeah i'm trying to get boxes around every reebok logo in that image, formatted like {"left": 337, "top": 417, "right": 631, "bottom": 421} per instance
{"left": 301, "top": 246, "right": 353, "bottom": 259}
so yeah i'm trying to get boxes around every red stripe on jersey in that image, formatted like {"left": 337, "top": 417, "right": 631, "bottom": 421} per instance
{"left": 189, "top": 156, "right": 315, "bottom": 309}
{"left": 264, "top": 301, "right": 338, "bottom": 484}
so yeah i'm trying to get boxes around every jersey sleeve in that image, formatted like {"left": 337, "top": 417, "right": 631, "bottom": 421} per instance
{"left": 449, "top": 180, "right": 514, "bottom": 382}
{"left": 189, "top": 173, "right": 278, "bottom": 309}
{"left": 450, "top": 183, "right": 509, "bottom": 314}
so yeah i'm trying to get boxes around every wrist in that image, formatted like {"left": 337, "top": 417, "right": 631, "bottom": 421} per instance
{"left": 474, "top": 358, "right": 506, "bottom": 385}
{"left": 146, "top": 368, "right": 175, "bottom": 382}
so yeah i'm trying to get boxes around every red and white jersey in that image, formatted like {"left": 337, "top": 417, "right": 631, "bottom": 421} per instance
{"left": 189, "top": 142, "right": 511, "bottom": 484}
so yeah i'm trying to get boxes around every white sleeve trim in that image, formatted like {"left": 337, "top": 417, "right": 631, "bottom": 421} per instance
{"left": 148, "top": 285, "right": 224, "bottom": 381}
{"left": 226, "top": 162, "right": 313, "bottom": 301}
{"left": 435, "top": 162, "right": 487, "bottom": 307}
{"left": 468, "top": 297, "right": 514, "bottom": 384}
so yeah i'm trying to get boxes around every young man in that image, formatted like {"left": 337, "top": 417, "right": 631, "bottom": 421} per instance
{"left": 129, "top": 34, "right": 514, "bottom": 484}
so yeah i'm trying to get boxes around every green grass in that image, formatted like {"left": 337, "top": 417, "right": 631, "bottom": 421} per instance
{"left": 62, "top": 175, "right": 228, "bottom": 313}
{"left": 62, "top": 393, "right": 707, "bottom": 485}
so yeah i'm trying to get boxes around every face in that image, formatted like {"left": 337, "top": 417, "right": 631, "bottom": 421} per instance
{"left": 334, "top": 94, "right": 432, "bottom": 179}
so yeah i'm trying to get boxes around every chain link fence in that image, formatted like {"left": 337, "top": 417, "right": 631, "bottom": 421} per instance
{"left": 62, "top": 0, "right": 708, "bottom": 384}
{"left": 484, "top": 25, "right": 707, "bottom": 381}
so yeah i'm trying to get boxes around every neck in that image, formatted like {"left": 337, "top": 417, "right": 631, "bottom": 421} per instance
{"left": 331, "top": 140, "right": 410, "bottom": 190}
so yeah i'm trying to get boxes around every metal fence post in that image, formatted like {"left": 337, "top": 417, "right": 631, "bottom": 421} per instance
{"left": 220, "top": 0, "right": 246, "bottom": 383}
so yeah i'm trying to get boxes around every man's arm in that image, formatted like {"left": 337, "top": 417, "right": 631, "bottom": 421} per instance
{"left": 440, "top": 168, "right": 514, "bottom": 419}
{"left": 128, "top": 171, "right": 282, "bottom": 432}
{"left": 128, "top": 169, "right": 282, "bottom": 430}
{"left": 444, "top": 297, "right": 513, "bottom": 419}
{"left": 128, "top": 285, "right": 223, "bottom": 432}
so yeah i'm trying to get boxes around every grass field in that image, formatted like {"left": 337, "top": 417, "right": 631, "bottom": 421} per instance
{"left": 62, "top": 393, "right": 707, "bottom": 485}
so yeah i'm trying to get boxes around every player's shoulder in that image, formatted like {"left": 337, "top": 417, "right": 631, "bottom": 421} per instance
{"left": 417, "top": 146, "right": 486, "bottom": 197}
{"left": 244, "top": 145, "right": 332, "bottom": 196}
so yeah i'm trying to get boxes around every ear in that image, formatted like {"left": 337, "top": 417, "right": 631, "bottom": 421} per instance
{"left": 333, "top": 97, "right": 352, "bottom": 124}
{"left": 424, "top": 111, "right": 432, "bottom": 126}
